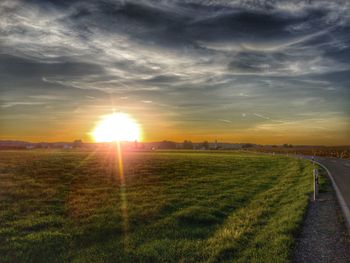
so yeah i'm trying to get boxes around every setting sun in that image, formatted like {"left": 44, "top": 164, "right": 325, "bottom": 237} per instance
{"left": 92, "top": 112, "right": 141, "bottom": 143}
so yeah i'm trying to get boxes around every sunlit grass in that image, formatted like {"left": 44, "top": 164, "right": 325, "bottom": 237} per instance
{"left": 0, "top": 150, "right": 313, "bottom": 262}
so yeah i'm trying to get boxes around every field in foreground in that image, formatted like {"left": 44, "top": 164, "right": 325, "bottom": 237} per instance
{"left": 0, "top": 150, "right": 313, "bottom": 263}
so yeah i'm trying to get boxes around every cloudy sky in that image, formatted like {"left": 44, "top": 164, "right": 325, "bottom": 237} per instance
{"left": 1, "top": 0, "right": 349, "bottom": 144}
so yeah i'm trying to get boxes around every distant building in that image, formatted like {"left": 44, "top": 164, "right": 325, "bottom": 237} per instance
{"left": 63, "top": 145, "right": 72, "bottom": 149}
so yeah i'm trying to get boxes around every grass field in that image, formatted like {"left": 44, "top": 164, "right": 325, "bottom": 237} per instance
{"left": 0, "top": 149, "right": 313, "bottom": 263}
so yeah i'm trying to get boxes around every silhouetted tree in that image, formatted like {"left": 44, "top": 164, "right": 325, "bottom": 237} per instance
{"left": 73, "top": 139, "right": 83, "bottom": 148}
{"left": 159, "top": 140, "right": 176, "bottom": 149}
{"left": 201, "top": 141, "right": 209, "bottom": 150}
{"left": 183, "top": 140, "right": 193, "bottom": 149}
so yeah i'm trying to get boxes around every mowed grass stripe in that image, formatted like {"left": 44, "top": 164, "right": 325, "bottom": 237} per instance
{"left": 0, "top": 150, "right": 312, "bottom": 263}
{"left": 206, "top": 160, "right": 311, "bottom": 263}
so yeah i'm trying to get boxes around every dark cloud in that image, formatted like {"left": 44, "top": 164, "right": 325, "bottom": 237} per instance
{"left": 148, "top": 72, "right": 188, "bottom": 82}
{"left": 228, "top": 52, "right": 284, "bottom": 73}
{"left": 0, "top": 55, "right": 105, "bottom": 77}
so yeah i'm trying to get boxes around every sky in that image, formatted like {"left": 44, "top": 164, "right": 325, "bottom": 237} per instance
{"left": 0, "top": 0, "right": 349, "bottom": 145}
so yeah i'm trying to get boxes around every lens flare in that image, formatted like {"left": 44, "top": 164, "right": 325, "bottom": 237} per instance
{"left": 91, "top": 112, "right": 140, "bottom": 249}
{"left": 115, "top": 140, "right": 129, "bottom": 249}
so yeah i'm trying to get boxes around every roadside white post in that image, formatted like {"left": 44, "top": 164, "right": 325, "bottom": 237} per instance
{"left": 313, "top": 169, "right": 318, "bottom": 201}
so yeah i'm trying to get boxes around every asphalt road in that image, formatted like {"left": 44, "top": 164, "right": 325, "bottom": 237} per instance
{"left": 300, "top": 155, "right": 350, "bottom": 231}
{"left": 306, "top": 156, "right": 350, "bottom": 210}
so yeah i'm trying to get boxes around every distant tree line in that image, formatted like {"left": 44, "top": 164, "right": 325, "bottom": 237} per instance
{"left": 158, "top": 141, "right": 177, "bottom": 149}
{"left": 157, "top": 140, "right": 211, "bottom": 150}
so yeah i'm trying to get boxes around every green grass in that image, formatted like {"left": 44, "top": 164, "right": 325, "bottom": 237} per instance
{"left": 0, "top": 150, "right": 313, "bottom": 263}
{"left": 317, "top": 165, "right": 331, "bottom": 193}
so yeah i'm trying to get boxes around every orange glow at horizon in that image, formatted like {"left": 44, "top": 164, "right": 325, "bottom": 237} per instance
{"left": 91, "top": 112, "right": 141, "bottom": 143}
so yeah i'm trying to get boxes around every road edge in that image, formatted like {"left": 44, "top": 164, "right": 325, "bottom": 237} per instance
{"left": 314, "top": 160, "right": 350, "bottom": 234}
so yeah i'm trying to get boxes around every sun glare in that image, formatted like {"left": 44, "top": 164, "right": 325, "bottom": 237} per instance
{"left": 92, "top": 113, "right": 141, "bottom": 143}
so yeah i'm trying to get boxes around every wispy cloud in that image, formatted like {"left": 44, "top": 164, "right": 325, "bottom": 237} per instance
{"left": 29, "top": 95, "right": 61, "bottom": 100}
{"left": 1, "top": 101, "right": 47, "bottom": 108}
{"left": 253, "top": 113, "right": 271, "bottom": 120}
{"left": 218, "top": 119, "right": 232, "bottom": 123}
